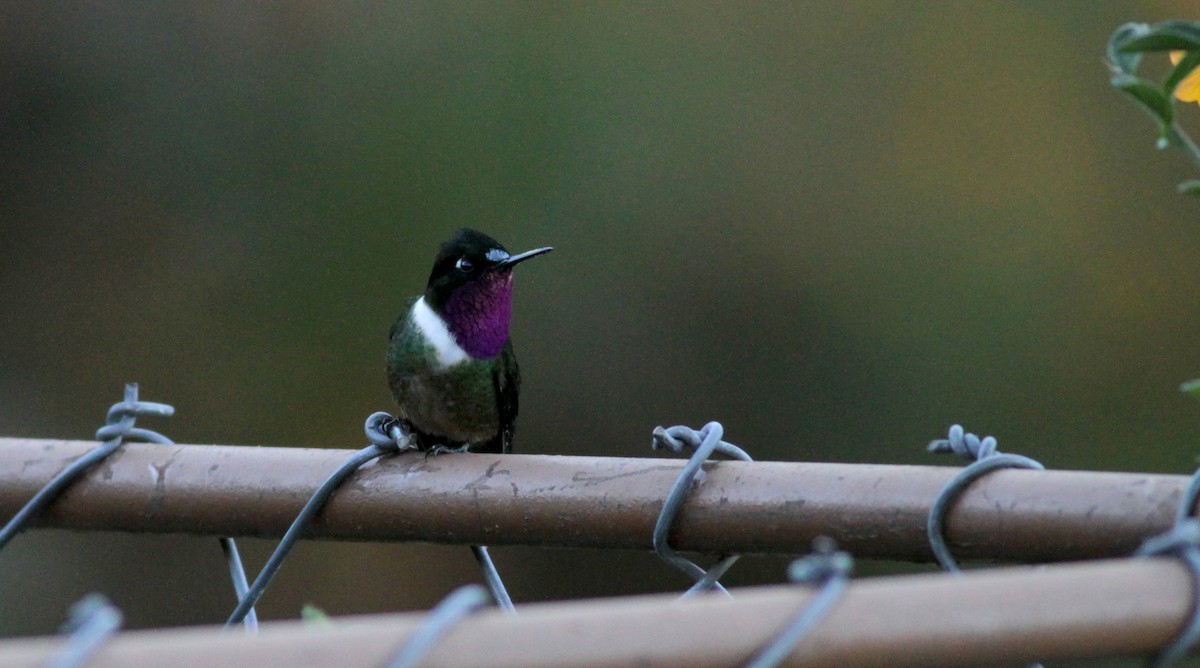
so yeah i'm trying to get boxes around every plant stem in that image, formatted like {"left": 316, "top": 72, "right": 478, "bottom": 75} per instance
{"left": 1168, "top": 121, "right": 1200, "bottom": 171}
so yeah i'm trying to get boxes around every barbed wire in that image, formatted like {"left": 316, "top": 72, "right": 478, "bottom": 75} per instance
{"left": 651, "top": 422, "right": 752, "bottom": 597}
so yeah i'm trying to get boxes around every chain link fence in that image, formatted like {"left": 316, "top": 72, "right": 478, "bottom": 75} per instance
{"left": 0, "top": 385, "right": 1197, "bottom": 666}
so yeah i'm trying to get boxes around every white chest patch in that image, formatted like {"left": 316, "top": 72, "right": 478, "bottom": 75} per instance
{"left": 412, "top": 297, "right": 469, "bottom": 367}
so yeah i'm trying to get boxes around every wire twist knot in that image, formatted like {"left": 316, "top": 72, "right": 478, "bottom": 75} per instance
{"left": 650, "top": 421, "right": 752, "bottom": 598}
{"left": 1134, "top": 468, "right": 1200, "bottom": 667}
{"left": 925, "top": 424, "right": 1044, "bottom": 576}
{"left": 651, "top": 423, "right": 752, "bottom": 461}
{"left": 744, "top": 537, "right": 853, "bottom": 668}
{"left": 788, "top": 537, "right": 854, "bottom": 586}
{"left": 93, "top": 384, "right": 175, "bottom": 445}
{"left": 927, "top": 424, "right": 998, "bottom": 461}
{"left": 363, "top": 412, "right": 417, "bottom": 452}
{"left": 45, "top": 594, "right": 123, "bottom": 668}
{"left": 1138, "top": 519, "right": 1200, "bottom": 559}
{"left": 0, "top": 384, "right": 176, "bottom": 553}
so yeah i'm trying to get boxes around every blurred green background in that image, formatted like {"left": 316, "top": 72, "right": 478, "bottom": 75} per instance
{"left": 2, "top": 0, "right": 1200, "bottom": 645}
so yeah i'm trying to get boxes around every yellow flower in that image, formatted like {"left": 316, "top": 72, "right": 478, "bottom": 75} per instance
{"left": 1170, "top": 50, "right": 1200, "bottom": 103}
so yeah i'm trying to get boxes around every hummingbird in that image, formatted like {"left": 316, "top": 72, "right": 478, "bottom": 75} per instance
{"left": 386, "top": 228, "right": 552, "bottom": 454}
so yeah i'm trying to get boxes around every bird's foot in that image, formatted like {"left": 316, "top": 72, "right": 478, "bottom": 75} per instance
{"left": 424, "top": 442, "right": 472, "bottom": 458}
{"left": 395, "top": 432, "right": 419, "bottom": 452}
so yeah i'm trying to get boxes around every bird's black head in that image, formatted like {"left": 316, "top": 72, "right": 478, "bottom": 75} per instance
{"left": 424, "top": 228, "right": 553, "bottom": 311}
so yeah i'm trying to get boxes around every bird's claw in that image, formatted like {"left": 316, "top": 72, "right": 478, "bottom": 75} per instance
{"left": 423, "top": 442, "right": 472, "bottom": 459}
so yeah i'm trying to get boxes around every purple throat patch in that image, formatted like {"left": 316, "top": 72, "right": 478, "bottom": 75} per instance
{"left": 440, "top": 272, "right": 514, "bottom": 358}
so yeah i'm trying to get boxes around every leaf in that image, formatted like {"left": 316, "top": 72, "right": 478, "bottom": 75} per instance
{"left": 1164, "top": 50, "right": 1200, "bottom": 97}
{"left": 1111, "top": 73, "right": 1175, "bottom": 127}
{"left": 1108, "top": 23, "right": 1150, "bottom": 74}
{"left": 1182, "top": 379, "right": 1200, "bottom": 398}
{"left": 301, "top": 603, "right": 331, "bottom": 626}
{"left": 1118, "top": 21, "right": 1200, "bottom": 53}
{"left": 1177, "top": 180, "right": 1200, "bottom": 196}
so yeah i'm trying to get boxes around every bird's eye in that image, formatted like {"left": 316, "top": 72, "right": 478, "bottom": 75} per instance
{"left": 455, "top": 257, "right": 475, "bottom": 273}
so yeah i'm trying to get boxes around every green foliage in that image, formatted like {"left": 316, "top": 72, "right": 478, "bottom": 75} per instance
{"left": 1177, "top": 180, "right": 1200, "bottom": 196}
{"left": 301, "top": 603, "right": 331, "bottom": 627}
{"left": 1181, "top": 379, "right": 1200, "bottom": 399}
{"left": 1111, "top": 21, "right": 1200, "bottom": 399}
{"left": 1108, "top": 21, "right": 1200, "bottom": 188}
{"left": 1164, "top": 50, "right": 1200, "bottom": 97}
{"left": 1108, "top": 23, "right": 1150, "bottom": 75}
{"left": 1109, "top": 73, "right": 1174, "bottom": 131}
{"left": 1115, "top": 21, "right": 1200, "bottom": 53}
{"left": 1108, "top": 22, "right": 1189, "bottom": 138}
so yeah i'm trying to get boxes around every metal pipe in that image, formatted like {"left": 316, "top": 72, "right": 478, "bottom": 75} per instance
{"left": 0, "top": 438, "right": 1185, "bottom": 561}
{"left": 0, "top": 559, "right": 1188, "bottom": 667}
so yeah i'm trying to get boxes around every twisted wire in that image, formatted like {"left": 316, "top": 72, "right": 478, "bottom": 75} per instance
{"left": 743, "top": 537, "right": 853, "bottom": 668}
{"left": 219, "top": 537, "right": 258, "bottom": 633}
{"left": 926, "top": 424, "right": 1045, "bottom": 668}
{"left": 224, "top": 412, "right": 408, "bottom": 627}
{"left": 44, "top": 594, "right": 123, "bottom": 668}
{"left": 470, "top": 545, "right": 515, "bottom": 614}
{"left": 368, "top": 413, "right": 515, "bottom": 612}
{"left": 0, "top": 384, "right": 173, "bottom": 551}
{"left": 385, "top": 585, "right": 493, "bottom": 668}
{"left": 227, "top": 412, "right": 518, "bottom": 624}
{"left": 368, "top": 412, "right": 515, "bottom": 612}
{"left": 651, "top": 422, "right": 752, "bottom": 597}
{"left": 926, "top": 424, "right": 1044, "bottom": 573}
{"left": 0, "top": 384, "right": 261, "bottom": 630}
{"left": 1136, "top": 467, "right": 1200, "bottom": 667}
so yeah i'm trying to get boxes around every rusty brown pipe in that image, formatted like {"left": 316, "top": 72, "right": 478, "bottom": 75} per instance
{"left": 0, "top": 438, "right": 1186, "bottom": 561}
{"left": 0, "top": 558, "right": 1188, "bottom": 667}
